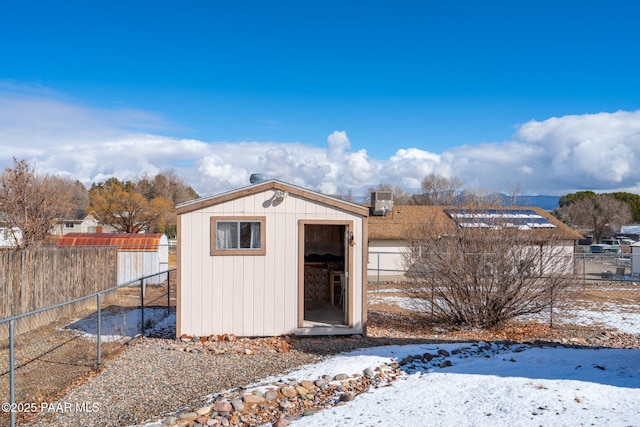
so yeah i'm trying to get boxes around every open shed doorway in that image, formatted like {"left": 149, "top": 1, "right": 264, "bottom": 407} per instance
{"left": 300, "top": 222, "right": 350, "bottom": 328}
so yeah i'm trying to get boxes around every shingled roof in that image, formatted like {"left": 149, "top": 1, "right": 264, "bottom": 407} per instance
{"left": 368, "top": 205, "right": 584, "bottom": 241}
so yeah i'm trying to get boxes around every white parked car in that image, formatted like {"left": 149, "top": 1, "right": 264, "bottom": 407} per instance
{"left": 590, "top": 238, "right": 623, "bottom": 253}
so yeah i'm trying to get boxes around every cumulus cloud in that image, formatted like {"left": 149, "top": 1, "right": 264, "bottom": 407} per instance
{"left": 506, "top": 111, "right": 640, "bottom": 193}
{"left": 2, "top": 82, "right": 640, "bottom": 198}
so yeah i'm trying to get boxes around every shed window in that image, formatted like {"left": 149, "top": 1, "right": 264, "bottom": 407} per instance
{"left": 210, "top": 216, "right": 266, "bottom": 256}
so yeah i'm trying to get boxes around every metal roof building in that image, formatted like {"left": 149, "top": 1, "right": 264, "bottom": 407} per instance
{"left": 57, "top": 233, "right": 169, "bottom": 284}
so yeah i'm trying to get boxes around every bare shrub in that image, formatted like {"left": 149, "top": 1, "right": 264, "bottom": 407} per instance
{"left": 402, "top": 209, "right": 578, "bottom": 328}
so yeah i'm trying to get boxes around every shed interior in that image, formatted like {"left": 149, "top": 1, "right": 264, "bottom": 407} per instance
{"left": 303, "top": 224, "right": 347, "bottom": 326}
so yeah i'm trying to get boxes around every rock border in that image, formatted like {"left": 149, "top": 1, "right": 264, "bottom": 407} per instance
{"left": 139, "top": 363, "right": 404, "bottom": 427}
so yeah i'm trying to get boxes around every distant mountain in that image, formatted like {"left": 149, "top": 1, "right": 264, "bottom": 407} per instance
{"left": 356, "top": 192, "right": 561, "bottom": 210}
{"left": 453, "top": 193, "right": 561, "bottom": 211}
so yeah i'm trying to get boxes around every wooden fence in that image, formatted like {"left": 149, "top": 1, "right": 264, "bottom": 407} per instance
{"left": 0, "top": 247, "right": 117, "bottom": 337}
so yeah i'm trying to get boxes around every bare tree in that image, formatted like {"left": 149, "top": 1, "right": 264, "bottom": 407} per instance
{"left": 402, "top": 209, "right": 577, "bottom": 328}
{"left": 136, "top": 170, "right": 199, "bottom": 205}
{"left": 331, "top": 188, "right": 357, "bottom": 203}
{"left": 411, "top": 173, "right": 463, "bottom": 205}
{"left": 69, "top": 180, "right": 90, "bottom": 210}
{"left": 559, "top": 194, "right": 632, "bottom": 242}
{"left": 0, "top": 158, "right": 75, "bottom": 249}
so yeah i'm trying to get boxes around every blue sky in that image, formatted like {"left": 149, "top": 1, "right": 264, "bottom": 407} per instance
{"left": 1, "top": 1, "right": 640, "bottom": 197}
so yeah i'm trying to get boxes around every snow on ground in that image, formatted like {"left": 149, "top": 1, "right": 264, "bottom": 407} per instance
{"left": 63, "top": 307, "right": 170, "bottom": 342}
{"left": 557, "top": 305, "right": 640, "bottom": 335}
{"left": 280, "top": 343, "right": 640, "bottom": 427}
{"left": 368, "top": 292, "right": 428, "bottom": 312}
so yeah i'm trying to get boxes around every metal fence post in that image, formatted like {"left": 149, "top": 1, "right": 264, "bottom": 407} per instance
{"left": 97, "top": 294, "right": 102, "bottom": 365}
{"left": 9, "top": 319, "right": 15, "bottom": 427}
{"left": 140, "top": 278, "right": 145, "bottom": 333}
{"left": 167, "top": 271, "right": 171, "bottom": 316}
{"left": 377, "top": 252, "right": 381, "bottom": 292}
{"left": 549, "top": 282, "right": 555, "bottom": 328}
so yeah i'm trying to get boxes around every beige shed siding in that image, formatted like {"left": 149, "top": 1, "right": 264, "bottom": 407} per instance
{"left": 178, "top": 190, "right": 365, "bottom": 337}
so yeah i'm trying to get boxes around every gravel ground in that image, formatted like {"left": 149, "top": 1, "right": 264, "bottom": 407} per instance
{"left": 22, "top": 341, "right": 326, "bottom": 427}
{"left": 18, "top": 309, "right": 640, "bottom": 427}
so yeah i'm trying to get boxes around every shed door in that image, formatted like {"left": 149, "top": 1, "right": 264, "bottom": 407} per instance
{"left": 299, "top": 222, "right": 351, "bottom": 328}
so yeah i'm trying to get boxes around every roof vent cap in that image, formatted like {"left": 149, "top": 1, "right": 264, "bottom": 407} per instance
{"left": 249, "top": 173, "right": 268, "bottom": 184}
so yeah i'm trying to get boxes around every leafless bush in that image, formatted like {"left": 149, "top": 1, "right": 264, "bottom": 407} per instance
{"left": 402, "top": 210, "right": 578, "bottom": 328}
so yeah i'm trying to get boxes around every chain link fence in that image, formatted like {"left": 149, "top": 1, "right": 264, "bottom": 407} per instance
{"left": 368, "top": 251, "right": 640, "bottom": 335}
{"left": 0, "top": 246, "right": 176, "bottom": 427}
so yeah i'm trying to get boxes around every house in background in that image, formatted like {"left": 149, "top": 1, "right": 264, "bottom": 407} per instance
{"left": 50, "top": 210, "right": 117, "bottom": 235}
{"left": 56, "top": 233, "right": 169, "bottom": 284}
{"left": 0, "top": 226, "right": 21, "bottom": 248}
{"left": 618, "top": 224, "right": 640, "bottom": 242}
{"left": 176, "top": 179, "right": 369, "bottom": 338}
{"left": 368, "top": 203, "right": 584, "bottom": 278}
{"left": 0, "top": 212, "right": 21, "bottom": 248}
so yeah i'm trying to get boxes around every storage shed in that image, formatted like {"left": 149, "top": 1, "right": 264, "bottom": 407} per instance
{"left": 630, "top": 242, "right": 640, "bottom": 278}
{"left": 176, "top": 180, "right": 369, "bottom": 337}
{"left": 57, "top": 233, "right": 169, "bottom": 284}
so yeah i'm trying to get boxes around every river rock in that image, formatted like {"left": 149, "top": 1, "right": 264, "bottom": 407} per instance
{"left": 314, "top": 378, "right": 329, "bottom": 387}
{"left": 178, "top": 411, "right": 198, "bottom": 421}
{"left": 280, "top": 386, "right": 297, "bottom": 398}
{"left": 300, "top": 379, "right": 316, "bottom": 390}
{"left": 230, "top": 398, "right": 244, "bottom": 412}
{"left": 264, "top": 389, "right": 279, "bottom": 401}
{"left": 195, "top": 406, "right": 212, "bottom": 416}
{"left": 243, "top": 393, "right": 266, "bottom": 405}
{"left": 212, "top": 401, "right": 232, "bottom": 413}
{"left": 295, "top": 385, "right": 309, "bottom": 396}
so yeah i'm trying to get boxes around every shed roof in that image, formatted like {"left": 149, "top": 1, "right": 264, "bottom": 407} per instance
{"left": 57, "top": 233, "right": 165, "bottom": 251}
{"left": 176, "top": 180, "right": 369, "bottom": 217}
{"left": 369, "top": 205, "right": 583, "bottom": 241}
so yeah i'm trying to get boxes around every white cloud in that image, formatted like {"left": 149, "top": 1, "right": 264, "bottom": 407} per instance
{"left": 435, "top": 110, "right": 640, "bottom": 195}
{"left": 509, "top": 111, "right": 640, "bottom": 192}
{"left": 327, "top": 130, "right": 350, "bottom": 155}
{"left": 2, "top": 83, "right": 640, "bottom": 198}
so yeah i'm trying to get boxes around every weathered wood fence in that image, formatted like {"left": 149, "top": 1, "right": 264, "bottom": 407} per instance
{"left": 0, "top": 247, "right": 117, "bottom": 337}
